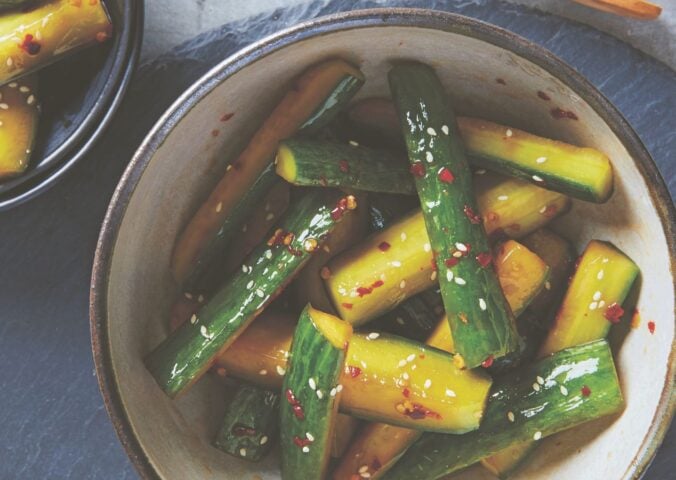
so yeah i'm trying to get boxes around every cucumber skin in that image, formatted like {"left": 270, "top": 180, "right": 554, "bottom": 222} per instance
{"left": 387, "top": 340, "right": 624, "bottom": 480}
{"left": 145, "top": 190, "right": 347, "bottom": 398}
{"left": 389, "top": 62, "right": 519, "bottom": 368}
{"left": 278, "top": 138, "right": 415, "bottom": 194}
{"left": 183, "top": 164, "right": 279, "bottom": 293}
{"left": 298, "top": 74, "right": 364, "bottom": 134}
{"left": 280, "top": 306, "right": 347, "bottom": 480}
{"left": 213, "top": 385, "right": 279, "bottom": 461}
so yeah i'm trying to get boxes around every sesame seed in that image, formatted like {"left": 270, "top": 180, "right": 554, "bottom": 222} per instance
{"left": 430, "top": 271, "right": 438, "bottom": 281}
{"left": 309, "top": 378, "right": 317, "bottom": 390}
{"left": 452, "top": 251, "right": 463, "bottom": 258}
{"left": 424, "top": 379, "right": 432, "bottom": 389}
{"left": 400, "top": 232, "right": 407, "bottom": 241}
{"left": 602, "top": 258, "right": 609, "bottom": 263}
{"left": 597, "top": 270, "right": 604, "bottom": 280}
{"left": 391, "top": 261, "right": 402, "bottom": 267}
{"left": 427, "top": 127, "right": 437, "bottom": 136}
{"left": 455, "top": 242, "right": 468, "bottom": 252}
{"left": 532, "top": 383, "right": 540, "bottom": 392}
{"left": 598, "top": 300, "right": 606, "bottom": 308}
{"left": 411, "top": 364, "right": 417, "bottom": 370}
{"left": 536, "top": 156, "right": 547, "bottom": 164}
{"left": 184, "top": 292, "right": 193, "bottom": 300}
{"left": 507, "top": 411, "right": 515, "bottom": 422}
{"left": 19, "top": 86, "right": 29, "bottom": 93}
{"left": 316, "top": 390, "right": 323, "bottom": 399}
{"left": 6, "top": 57, "right": 12, "bottom": 67}
{"left": 425, "top": 151, "right": 434, "bottom": 163}
{"left": 359, "top": 465, "right": 369, "bottom": 473}
{"left": 454, "top": 277, "right": 466, "bottom": 285}
{"left": 265, "top": 250, "right": 273, "bottom": 259}
{"left": 396, "top": 317, "right": 405, "bottom": 325}
{"left": 8, "top": 82, "right": 16, "bottom": 88}
{"left": 239, "top": 448, "right": 246, "bottom": 457}
{"left": 330, "top": 387, "right": 337, "bottom": 397}
{"left": 265, "top": 213, "right": 274, "bottom": 221}
{"left": 475, "top": 169, "right": 487, "bottom": 175}
{"left": 445, "top": 389, "right": 456, "bottom": 397}
{"left": 26, "top": 94, "right": 35, "bottom": 105}
{"left": 539, "top": 205, "right": 548, "bottom": 214}
{"left": 545, "top": 281, "right": 551, "bottom": 290}
{"left": 537, "top": 376, "right": 545, "bottom": 385}
{"left": 367, "top": 332, "right": 380, "bottom": 340}
{"left": 215, "top": 202, "right": 223, "bottom": 213}
{"left": 402, "top": 372, "right": 409, "bottom": 380}
{"left": 589, "top": 302, "right": 598, "bottom": 310}
{"left": 246, "top": 280, "right": 254, "bottom": 289}
{"left": 260, "top": 436, "right": 268, "bottom": 445}
{"left": 302, "top": 446, "right": 310, "bottom": 453}
{"left": 259, "top": 369, "right": 267, "bottom": 375}
{"left": 190, "top": 314, "right": 198, "bottom": 325}
{"left": 441, "top": 125, "right": 449, "bottom": 135}
{"left": 0, "top": 103, "right": 8, "bottom": 110}
{"left": 349, "top": 140, "right": 359, "bottom": 147}
{"left": 593, "top": 291, "right": 602, "bottom": 301}
{"left": 479, "top": 298, "right": 487, "bottom": 311}
{"left": 256, "top": 289, "right": 265, "bottom": 298}
{"left": 276, "top": 365, "right": 286, "bottom": 375}
{"left": 197, "top": 294, "right": 204, "bottom": 303}
{"left": 399, "top": 360, "right": 408, "bottom": 368}
{"left": 361, "top": 473, "right": 371, "bottom": 479}
{"left": 399, "top": 280, "right": 406, "bottom": 289}
{"left": 336, "top": 384, "right": 343, "bottom": 392}
{"left": 498, "top": 195, "right": 509, "bottom": 201}
{"left": 560, "top": 385, "right": 568, "bottom": 396}
{"left": 407, "top": 354, "right": 416, "bottom": 362}
{"left": 532, "top": 175, "right": 544, "bottom": 182}
{"left": 533, "top": 431, "right": 542, "bottom": 441}
{"left": 241, "top": 265, "right": 248, "bottom": 273}
{"left": 226, "top": 165, "right": 233, "bottom": 172}
{"left": 505, "top": 129, "right": 513, "bottom": 137}
{"left": 35, "top": 31, "right": 42, "bottom": 41}
{"left": 423, "top": 243, "right": 431, "bottom": 252}
{"left": 199, "top": 325, "right": 212, "bottom": 340}
{"left": 242, "top": 224, "right": 248, "bottom": 232}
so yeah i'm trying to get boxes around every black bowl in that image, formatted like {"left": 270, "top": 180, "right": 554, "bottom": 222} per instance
{"left": 0, "top": 0, "right": 143, "bottom": 210}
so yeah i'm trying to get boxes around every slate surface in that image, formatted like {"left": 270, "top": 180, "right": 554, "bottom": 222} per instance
{"left": 0, "top": 0, "right": 673, "bottom": 478}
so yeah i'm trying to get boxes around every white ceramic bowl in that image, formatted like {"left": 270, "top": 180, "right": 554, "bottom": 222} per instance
{"left": 91, "top": 9, "right": 675, "bottom": 480}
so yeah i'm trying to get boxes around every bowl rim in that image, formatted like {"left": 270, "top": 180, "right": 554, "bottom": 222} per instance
{"left": 89, "top": 8, "right": 675, "bottom": 480}
{"left": 0, "top": 0, "right": 144, "bottom": 211}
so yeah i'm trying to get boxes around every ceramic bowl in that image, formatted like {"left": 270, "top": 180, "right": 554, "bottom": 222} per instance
{"left": 90, "top": 9, "right": 675, "bottom": 480}
{"left": 0, "top": 0, "right": 143, "bottom": 210}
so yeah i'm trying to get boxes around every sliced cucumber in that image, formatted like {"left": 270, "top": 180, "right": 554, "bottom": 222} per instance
{"left": 0, "top": 76, "right": 39, "bottom": 179}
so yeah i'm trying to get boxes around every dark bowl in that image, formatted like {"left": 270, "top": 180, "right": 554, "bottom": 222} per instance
{"left": 0, "top": 0, "right": 143, "bottom": 211}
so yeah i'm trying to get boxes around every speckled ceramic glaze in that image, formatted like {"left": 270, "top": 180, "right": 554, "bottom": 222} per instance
{"left": 91, "top": 9, "right": 674, "bottom": 480}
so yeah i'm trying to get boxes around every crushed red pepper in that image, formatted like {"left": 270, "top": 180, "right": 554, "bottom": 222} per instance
{"left": 476, "top": 252, "right": 493, "bottom": 268}
{"left": 293, "top": 436, "right": 313, "bottom": 448}
{"left": 603, "top": 302, "right": 624, "bottom": 324}
{"left": 410, "top": 162, "right": 426, "bottom": 178}
{"left": 220, "top": 112, "right": 235, "bottom": 122}
{"left": 372, "top": 279, "right": 384, "bottom": 289}
{"left": 341, "top": 303, "right": 353, "bottom": 310}
{"left": 437, "top": 167, "right": 455, "bottom": 184}
{"left": 463, "top": 205, "right": 482, "bottom": 224}
{"left": 550, "top": 107, "right": 579, "bottom": 120}
{"left": 339, "top": 160, "right": 350, "bottom": 173}
{"left": 445, "top": 257, "right": 459, "bottom": 268}
{"left": 348, "top": 365, "right": 362, "bottom": 378}
{"left": 378, "top": 241, "right": 391, "bottom": 252}
{"left": 403, "top": 403, "right": 442, "bottom": 420}
{"left": 481, "top": 355, "right": 494, "bottom": 368}
{"left": 542, "top": 204, "right": 559, "bottom": 218}
{"left": 648, "top": 321, "right": 656, "bottom": 334}
{"left": 581, "top": 385, "right": 592, "bottom": 397}
{"left": 356, "top": 286, "right": 373, "bottom": 297}
{"left": 19, "top": 34, "right": 41, "bottom": 55}
{"left": 285, "top": 389, "right": 305, "bottom": 420}
{"left": 232, "top": 425, "right": 257, "bottom": 436}
{"left": 402, "top": 388, "right": 410, "bottom": 398}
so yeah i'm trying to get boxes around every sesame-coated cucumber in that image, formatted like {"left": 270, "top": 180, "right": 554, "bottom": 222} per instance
{"left": 0, "top": 76, "right": 39, "bottom": 179}
{"left": 387, "top": 340, "right": 624, "bottom": 480}
{"left": 280, "top": 306, "right": 352, "bottom": 480}
{"left": 145, "top": 190, "right": 356, "bottom": 398}
{"left": 171, "top": 59, "right": 364, "bottom": 284}
{"left": 276, "top": 138, "right": 414, "bottom": 194}
{"left": 325, "top": 172, "right": 569, "bottom": 326}
{"left": 389, "top": 62, "right": 519, "bottom": 368}
{"left": 0, "top": 0, "right": 112, "bottom": 85}
{"left": 348, "top": 97, "right": 614, "bottom": 202}
{"left": 213, "top": 384, "right": 279, "bottom": 461}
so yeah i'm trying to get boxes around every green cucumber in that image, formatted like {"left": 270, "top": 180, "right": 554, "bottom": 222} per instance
{"left": 387, "top": 339, "right": 624, "bottom": 480}
{"left": 213, "top": 384, "right": 279, "bottom": 461}
{"left": 389, "top": 62, "right": 519, "bottom": 368}
{"left": 183, "top": 164, "right": 280, "bottom": 293}
{"left": 145, "top": 190, "right": 356, "bottom": 398}
{"left": 276, "top": 138, "right": 414, "bottom": 194}
{"left": 280, "top": 306, "right": 352, "bottom": 480}
{"left": 297, "top": 74, "right": 365, "bottom": 134}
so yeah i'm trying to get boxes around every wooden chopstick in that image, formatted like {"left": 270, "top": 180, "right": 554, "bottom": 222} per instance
{"left": 571, "top": 0, "right": 662, "bottom": 20}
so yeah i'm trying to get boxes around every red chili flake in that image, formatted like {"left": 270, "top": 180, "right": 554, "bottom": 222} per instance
{"left": 348, "top": 365, "right": 362, "bottom": 378}
{"left": 371, "top": 458, "right": 382, "bottom": 472}
{"left": 405, "top": 403, "right": 442, "bottom": 420}
{"left": 445, "top": 257, "right": 459, "bottom": 268}
{"left": 211, "top": 129, "right": 220, "bottom": 137}
{"left": 430, "top": 257, "right": 438, "bottom": 271}
{"left": 232, "top": 425, "right": 257, "bottom": 436}
{"left": 339, "top": 160, "right": 350, "bottom": 173}
{"left": 542, "top": 204, "right": 559, "bottom": 218}
{"left": 356, "top": 286, "right": 373, "bottom": 297}
{"left": 293, "top": 436, "right": 312, "bottom": 448}
{"left": 476, "top": 252, "right": 493, "bottom": 268}
{"left": 419, "top": 354, "right": 425, "bottom": 359}
{"left": 378, "top": 241, "right": 391, "bottom": 252}
{"left": 402, "top": 388, "right": 410, "bottom": 398}
{"left": 285, "top": 389, "right": 298, "bottom": 405}
{"left": 537, "top": 90, "right": 551, "bottom": 101}
{"left": 463, "top": 205, "right": 482, "bottom": 224}
{"left": 550, "top": 107, "right": 578, "bottom": 120}
{"left": 341, "top": 303, "right": 353, "bottom": 310}
{"left": 438, "top": 167, "right": 455, "bottom": 184}
{"left": 458, "top": 312, "right": 469, "bottom": 324}
{"left": 481, "top": 355, "right": 494, "bottom": 368}
{"left": 292, "top": 404, "right": 305, "bottom": 420}
{"left": 371, "top": 280, "right": 384, "bottom": 289}
{"left": 19, "top": 34, "right": 41, "bottom": 55}
{"left": 331, "top": 197, "right": 349, "bottom": 220}
{"left": 319, "top": 176, "right": 328, "bottom": 187}
{"left": 410, "top": 162, "right": 426, "bottom": 177}
{"left": 486, "top": 211, "right": 499, "bottom": 223}
{"left": 581, "top": 386, "right": 592, "bottom": 397}
{"left": 267, "top": 228, "right": 285, "bottom": 247}
{"left": 220, "top": 112, "right": 235, "bottom": 122}
{"left": 604, "top": 303, "right": 624, "bottom": 324}
{"left": 496, "top": 78, "right": 506, "bottom": 85}
{"left": 648, "top": 321, "right": 656, "bottom": 334}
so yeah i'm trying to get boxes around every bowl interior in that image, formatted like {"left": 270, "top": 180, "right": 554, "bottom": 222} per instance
{"left": 0, "top": 0, "right": 133, "bottom": 197}
{"left": 102, "top": 20, "right": 674, "bottom": 480}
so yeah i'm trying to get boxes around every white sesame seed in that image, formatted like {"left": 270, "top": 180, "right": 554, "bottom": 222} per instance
{"left": 241, "top": 265, "right": 248, "bottom": 273}
{"left": 532, "top": 382, "right": 541, "bottom": 392}
{"left": 304, "top": 432, "right": 315, "bottom": 442}
{"left": 309, "top": 378, "right": 317, "bottom": 390}
{"left": 226, "top": 165, "right": 233, "bottom": 172}
{"left": 427, "top": 127, "right": 437, "bottom": 136}
{"left": 349, "top": 140, "right": 359, "bottom": 147}
{"left": 336, "top": 384, "right": 343, "bottom": 392}
{"left": 19, "top": 86, "right": 29, "bottom": 93}
{"left": 533, "top": 431, "right": 542, "bottom": 441}
{"left": 505, "top": 129, "right": 513, "bottom": 137}
{"left": 560, "top": 385, "right": 568, "bottom": 396}
{"left": 34, "top": 30, "right": 42, "bottom": 41}
{"left": 593, "top": 291, "right": 602, "bottom": 301}
{"left": 532, "top": 175, "right": 544, "bottom": 182}
{"left": 260, "top": 436, "right": 268, "bottom": 445}
{"left": 597, "top": 270, "right": 605, "bottom": 280}
{"left": 361, "top": 361, "right": 368, "bottom": 369}
{"left": 316, "top": 390, "right": 323, "bottom": 399}
{"left": 589, "top": 302, "right": 598, "bottom": 310}
{"left": 359, "top": 465, "right": 369, "bottom": 473}
{"left": 184, "top": 292, "right": 193, "bottom": 300}
{"left": 445, "top": 389, "right": 456, "bottom": 397}
{"left": 452, "top": 251, "right": 463, "bottom": 258}
{"left": 0, "top": 121, "right": 3, "bottom": 126}
{"left": 246, "top": 280, "right": 254, "bottom": 289}
{"left": 446, "top": 270, "right": 454, "bottom": 282}
{"left": 215, "top": 202, "right": 223, "bottom": 213}
{"left": 507, "top": 411, "right": 515, "bottom": 422}
{"left": 498, "top": 195, "right": 509, "bottom": 201}
{"left": 536, "top": 156, "right": 547, "bottom": 164}
{"left": 8, "top": 82, "right": 16, "bottom": 88}
{"left": 259, "top": 369, "right": 267, "bottom": 375}
{"left": 407, "top": 354, "right": 416, "bottom": 362}
{"left": 240, "top": 448, "right": 246, "bottom": 457}
{"left": 0, "top": 103, "right": 8, "bottom": 110}
{"left": 411, "top": 364, "right": 417, "bottom": 370}
{"left": 479, "top": 298, "right": 487, "bottom": 311}
{"left": 26, "top": 94, "right": 35, "bottom": 105}
{"left": 423, "top": 243, "right": 431, "bottom": 252}
{"left": 399, "top": 280, "right": 406, "bottom": 289}
{"left": 475, "top": 169, "right": 487, "bottom": 175}
{"left": 402, "top": 372, "right": 409, "bottom": 380}
{"left": 430, "top": 271, "right": 438, "bottom": 281}
{"left": 391, "top": 261, "right": 402, "bottom": 267}
{"left": 599, "top": 300, "right": 606, "bottom": 308}
{"left": 265, "top": 249, "right": 273, "bottom": 259}
{"left": 265, "top": 213, "right": 274, "bottom": 221}
{"left": 545, "top": 281, "right": 551, "bottom": 290}
{"left": 256, "top": 289, "right": 265, "bottom": 298}
{"left": 454, "top": 277, "right": 466, "bottom": 285}
{"left": 602, "top": 258, "right": 609, "bottom": 263}
{"left": 276, "top": 365, "right": 286, "bottom": 376}
{"left": 190, "top": 314, "right": 198, "bottom": 325}
{"left": 424, "top": 379, "right": 432, "bottom": 389}
{"left": 302, "top": 446, "right": 310, "bottom": 453}
{"left": 361, "top": 473, "right": 371, "bottom": 479}
{"left": 537, "top": 376, "right": 545, "bottom": 385}
{"left": 441, "top": 125, "right": 449, "bottom": 135}
{"left": 539, "top": 205, "right": 548, "bottom": 214}
{"left": 425, "top": 151, "right": 434, "bottom": 163}
{"left": 330, "top": 387, "right": 337, "bottom": 397}
{"left": 455, "top": 242, "right": 468, "bottom": 252}
{"left": 400, "top": 232, "right": 407, "bottom": 241}
{"left": 398, "top": 359, "right": 407, "bottom": 368}
{"left": 396, "top": 317, "right": 405, "bottom": 325}
{"left": 6, "top": 57, "right": 12, "bottom": 67}
{"left": 367, "top": 332, "right": 380, "bottom": 340}
{"left": 200, "top": 325, "right": 212, "bottom": 340}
